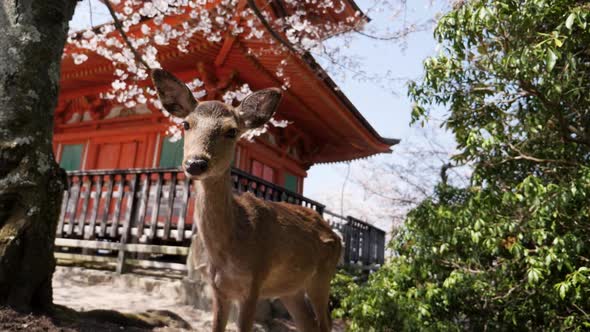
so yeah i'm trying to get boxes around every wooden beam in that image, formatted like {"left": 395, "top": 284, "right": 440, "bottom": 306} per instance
{"left": 215, "top": 36, "right": 237, "bottom": 68}
{"left": 126, "top": 259, "right": 187, "bottom": 272}
{"left": 280, "top": 131, "right": 302, "bottom": 158}
{"left": 55, "top": 238, "right": 121, "bottom": 251}
{"left": 55, "top": 253, "right": 187, "bottom": 271}
{"left": 214, "top": 0, "right": 248, "bottom": 67}
{"left": 125, "top": 243, "right": 188, "bottom": 256}
{"left": 55, "top": 252, "right": 117, "bottom": 264}
{"left": 196, "top": 61, "right": 239, "bottom": 100}
{"left": 55, "top": 238, "right": 189, "bottom": 256}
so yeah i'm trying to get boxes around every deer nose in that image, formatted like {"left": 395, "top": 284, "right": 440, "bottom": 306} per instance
{"left": 184, "top": 158, "right": 209, "bottom": 176}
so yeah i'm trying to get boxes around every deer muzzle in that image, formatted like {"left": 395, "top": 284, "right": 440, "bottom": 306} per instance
{"left": 184, "top": 158, "right": 209, "bottom": 176}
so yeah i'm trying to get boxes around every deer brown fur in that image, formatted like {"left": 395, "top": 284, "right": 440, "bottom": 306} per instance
{"left": 152, "top": 69, "right": 342, "bottom": 332}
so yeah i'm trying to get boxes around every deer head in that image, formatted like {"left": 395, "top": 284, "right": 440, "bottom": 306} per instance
{"left": 151, "top": 69, "right": 282, "bottom": 179}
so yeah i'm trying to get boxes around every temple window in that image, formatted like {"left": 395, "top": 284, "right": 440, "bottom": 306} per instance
{"left": 59, "top": 144, "right": 84, "bottom": 171}
{"left": 159, "top": 137, "right": 184, "bottom": 168}
{"left": 283, "top": 172, "right": 300, "bottom": 193}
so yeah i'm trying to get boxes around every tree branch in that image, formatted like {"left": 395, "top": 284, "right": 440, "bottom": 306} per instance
{"left": 104, "top": 0, "right": 152, "bottom": 71}
{"left": 507, "top": 143, "right": 579, "bottom": 166}
{"left": 440, "top": 162, "right": 453, "bottom": 185}
{"left": 519, "top": 80, "right": 590, "bottom": 147}
{"left": 246, "top": 0, "right": 302, "bottom": 55}
{"left": 352, "top": 20, "right": 433, "bottom": 41}
{"left": 439, "top": 259, "right": 484, "bottom": 274}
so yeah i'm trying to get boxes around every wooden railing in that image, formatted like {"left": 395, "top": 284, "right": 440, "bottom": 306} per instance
{"left": 55, "top": 167, "right": 384, "bottom": 273}
{"left": 324, "top": 210, "right": 386, "bottom": 268}
{"left": 231, "top": 167, "right": 325, "bottom": 214}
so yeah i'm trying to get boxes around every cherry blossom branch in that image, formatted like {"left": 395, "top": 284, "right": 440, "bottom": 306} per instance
{"left": 352, "top": 20, "right": 433, "bottom": 41}
{"left": 246, "top": 0, "right": 303, "bottom": 55}
{"left": 104, "top": 0, "right": 152, "bottom": 71}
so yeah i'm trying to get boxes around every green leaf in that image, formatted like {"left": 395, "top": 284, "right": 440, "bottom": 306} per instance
{"left": 554, "top": 38, "right": 563, "bottom": 47}
{"left": 546, "top": 49, "right": 558, "bottom": 71}
{"left": 527, "top": 268, "right": 540, "bottom": 285}
{"left": 557, "top": 283, "right": 568, "bottom": 299}
{"left": 565, "top": 13, "right": 576, "bottom": 30}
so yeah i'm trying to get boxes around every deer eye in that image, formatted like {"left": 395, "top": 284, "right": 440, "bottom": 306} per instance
{"left": 181, "top": 121, "right": 190, "bottom": 130}
{"left": 225, "top": 128, "right": 238, "bottom": 139}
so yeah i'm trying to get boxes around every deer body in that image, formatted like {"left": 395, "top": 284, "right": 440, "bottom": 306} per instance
{"left": 152, "top": 69, "right": 341, "bottom": 332}
{"left": 197, "top": 175, "right": 340, "bottom": 296}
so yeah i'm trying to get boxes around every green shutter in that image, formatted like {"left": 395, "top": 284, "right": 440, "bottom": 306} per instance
{"left": 159, "top": 137, "right": 184, "bottom": 168}
{"left": 284, "top": 173, "right": 298, "bottom": 192}
{"left": 60, "top": 144, "right": 83, "bottom": 171}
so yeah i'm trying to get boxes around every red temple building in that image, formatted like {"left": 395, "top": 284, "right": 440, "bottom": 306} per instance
{"left": 52, "top": 1, "right": 396, "bottom": 272}
{"left": 53, "top": 0, "right": 398, "bottom": 195}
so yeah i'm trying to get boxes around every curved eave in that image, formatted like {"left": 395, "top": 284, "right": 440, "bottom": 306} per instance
{"left": 297, "top": 53, "right": 399, "bottom": 160}
{"left": 235, "top": 39, "right": 398, "bottom": 164}
{"left": 302, "top": 53, "right": 399, "bottom": 148}
{"left": 345, "top": 0, "right": 370, "bottom": 23}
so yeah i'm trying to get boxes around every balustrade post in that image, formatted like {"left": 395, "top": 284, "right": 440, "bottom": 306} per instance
{"left": 57, "top": 185, "right": 69, "bottom": 238}
{"left": 163, "top": 174, "right": 177, "bottom": 240}
{"left": 116, "top": 174, "right": 138, "bottom": 274}
{"left": 316, "top": 204, "right": 325, "bottom": 216}
{"left": 87, "top": 175, "right": 102, "bottom": 240}
{"left": 362, "top": 224, "right": 371, "bottom": 266}
{"left": 67, "top": 176, "right": 81, "bottom": 236}
{"left": 176, "top": 176, "right": 190, "bottom": 241}
{"left": 148, "top": 173, "right": 163, "bottom": 241}
{"left": 368, "top": 226, "right": 377, "bottom": 264}
{"left": 98, "top": 175, "right": 114, "bottom": 237}
{"left": 343, "top": 216, "right": 353, "bottom": 265}
{"left": 77, "top": 177, "right": 91, "bottom": 237}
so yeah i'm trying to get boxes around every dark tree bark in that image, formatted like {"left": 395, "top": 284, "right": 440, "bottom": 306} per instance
{"left": 0, "top": 0, "right": 77, "bottom": 311}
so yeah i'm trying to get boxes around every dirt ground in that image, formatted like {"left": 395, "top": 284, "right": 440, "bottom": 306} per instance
{"left": 51, "top": 266, "right": 271, "bottom": 331}
{"left": 0, "top": 267, "right": 346, "bottom": 331}
{"left": 0, "top": 307, "right": 73, "bottom": 332}
{"left": 0, "top": 305, "right": 186, "bottom": 332}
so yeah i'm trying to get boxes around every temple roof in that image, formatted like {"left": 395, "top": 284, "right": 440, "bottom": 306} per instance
{"left": 58, "top": 0, "right": 398, "bottom": 164}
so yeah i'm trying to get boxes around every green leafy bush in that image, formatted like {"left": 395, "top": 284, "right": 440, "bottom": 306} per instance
{"left": 341, "top": 0, "right": 590, "bottom": 330}
{"left": 330, "top": 269, "right": 362, "bottom": 318}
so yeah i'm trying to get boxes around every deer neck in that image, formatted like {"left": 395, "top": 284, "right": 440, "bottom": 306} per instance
{"left": 193, "top": 170, "right": 235, "bottom": 253}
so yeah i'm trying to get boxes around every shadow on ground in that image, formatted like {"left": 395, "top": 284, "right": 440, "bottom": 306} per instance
{"left": 0, "top": 305, "right": 191, "bottom": 332}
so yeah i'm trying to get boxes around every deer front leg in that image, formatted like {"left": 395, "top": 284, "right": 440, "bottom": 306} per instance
{"left": 211, "top": 288, "right": 231, "bottom": 332}
{"left": 237, "top": 289, "right": 260, "bottom": 332}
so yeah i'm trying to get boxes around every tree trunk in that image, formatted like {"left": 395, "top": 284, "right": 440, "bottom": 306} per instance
{"left": 0, "top": 0, "right": 77, "bottom": 311}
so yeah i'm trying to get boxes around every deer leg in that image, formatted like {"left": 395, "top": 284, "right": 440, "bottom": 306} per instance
{"left": 280, "top": 291, "right": 318, "bottom": 332}
{"left": 237, "top": 291, "right": 260, "bottom": 332}
{"left": 211, "top": 290, "right": 230, "bottom": 332}
{"left": 306, "top": 274, "right": 334, "bottom": 332}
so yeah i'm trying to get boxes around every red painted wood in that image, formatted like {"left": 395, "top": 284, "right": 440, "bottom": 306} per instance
{"left": 119, "top": 141, "right": 138, "bottom": 168}
{"left": 262, "top": 164, "right": 274, "bottom": 183}
{"left": 96, "top": 143, "right": 121, "bottom": 169}
{"left": 251, "top": 160, "right": 263, "bottom": 178}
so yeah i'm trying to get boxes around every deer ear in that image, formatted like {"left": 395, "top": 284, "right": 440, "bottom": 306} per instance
{"left": 238, "top": 88, "right": 282, "bottom": 129}
{"left": 151, "top": 69, "right": 197, "bottom": 118}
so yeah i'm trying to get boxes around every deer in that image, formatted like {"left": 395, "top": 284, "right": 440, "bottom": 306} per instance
{"left": 151, "top": 69, "right": 342, "bottom": 332}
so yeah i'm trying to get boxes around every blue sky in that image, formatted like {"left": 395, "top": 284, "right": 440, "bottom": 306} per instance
{"left": 303, "top": 1, "right": 447, "bottom": 201}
